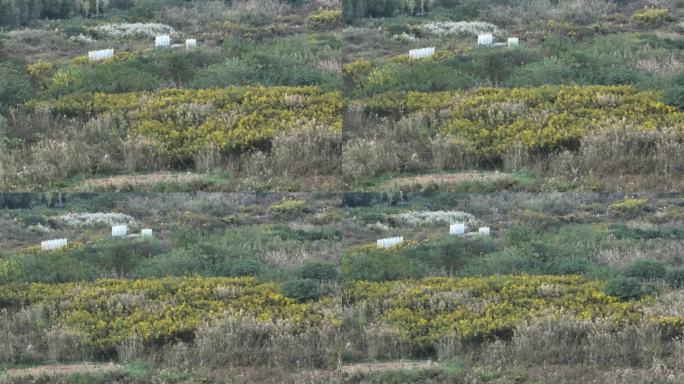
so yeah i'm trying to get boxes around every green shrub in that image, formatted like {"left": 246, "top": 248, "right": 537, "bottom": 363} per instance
{"left": 461, "top": 247, "right": 548, "bottom": 276}
{"left": 663, "top": 72, "right": 684, "bottom": 110}
{"left": 270, "top": 224, "right": 339, "bottom": 241}
{"left": 218, "top": 258, "right": 265, "bottom": 277}
{"left": 343, "top": 0, "right": 402, "bottom": 22}
{"left": 0, "top": 61, "right": 34, "bottom": 114}
{"left": 297, "top": 260, "right": 338, "bottom": 282}
{"left": 342, "top": 251, "right": 426, "bottom": 281}
{"left": 666, "top": 268, "right": 684, "bottom": 288}
{"left": 604, "top": 276, "right": 645, "bottom": 300}
{"left": 281, "top": 278, "right": 324, "bottom": 301}
{"left": 191, "top": 59, "right": 259, "bottom": 88}
{"left": 130, "top": 248, "right": 207, "bottom": 278}
{"left": 508, "top": 59, "right": 578, "bottom": 87}
{"left": 556, "top": 258, "right": 591, "bottom": 275}
{"left": 624, "top": 259, "right": 667, "bottom": 281}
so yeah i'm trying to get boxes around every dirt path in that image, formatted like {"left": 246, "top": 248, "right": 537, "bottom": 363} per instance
{"left": 340, "top": 360, "right": 438, "bottom": 374}
{"left": 4, "top": 362, "right": 121, "bottom": 378}
{"left": 75, "top": 172, "right": 202, "bottom": 190}
{"left": 379, "top": 171, "right": 509, "bottom": 190}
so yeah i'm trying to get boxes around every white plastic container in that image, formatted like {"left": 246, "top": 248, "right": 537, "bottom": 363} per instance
{"left": 112, "top": 225, "right": 128, "bottom": 237}
{"left": 449, "top": 223, "right": 465, "bottom": 235}
{"left": 477, "top": 34, "right": 493, "bottom": 46}
{"left": 409, "top": 47, "right": 435, "bottom": 59}
{"left": 377, "top": 236, "right": 404, "bottom": 248}
{"left": 155, "top": 35, "right": 171, "bottom": 47}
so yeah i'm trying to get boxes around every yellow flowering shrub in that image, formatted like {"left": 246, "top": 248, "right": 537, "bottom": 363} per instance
{"left": 343, "top": 59, "right": 374, "bottom": 85}
{"left": 610, "top": 197, "right": 649, "bottom": 217}
{"left": 268, "top": 198, "right": 308, "bottom": 219}
{"left": 308, "top": 9, "right": 342, "bottom": 27}
{"left": 342, "top": 275, "right": 647, "bottom": 348}
{"left": 356, "top": 85, "right": 684, "bottom": 156}
{"left": 632, "top": 8, "right": 671, "bottom": 27}
{"left": 27, "top": 86, "right": 342, "bottom": 160}
{"left": 0, "top": 277, "right": 335, "bottom": 351}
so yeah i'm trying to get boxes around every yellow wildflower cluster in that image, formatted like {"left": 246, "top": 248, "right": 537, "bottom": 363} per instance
{"left": 342, "top": 275, "right": 646, "bottom": 348}
{"left": 1, "top": 275, "right": 682, "bottom": 353}
{"left": 632, "top": 8, "right": 671, "bottom": 27}
{"left": 27, "top": 86, "right": 342, "bottom": 159}
{"left": 609, "top": 197, "right": 649, "bottom": 216}
{"left": 356, "top": 85, "right": 684, "bottom": 156}
{"left": 308, "top": 9, "right": 342, "bottom": 27}
{"left": 0, "top": 277, "right": 335, "bottom": 351}
{"left": 268, "top": 198, "right": 308, "bottom": 219}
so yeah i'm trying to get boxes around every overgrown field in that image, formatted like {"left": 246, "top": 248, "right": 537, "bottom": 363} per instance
{"left": 1, "top": 192, "right": 684, "bottom": 383}
{"left": 0, "top": 0, "right": 342, "bottom": 191}
{"left": 342, "top": 0, "right": 684, "bottom": 191}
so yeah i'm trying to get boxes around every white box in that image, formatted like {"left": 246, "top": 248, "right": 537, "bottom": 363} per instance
{"left": 478, "top": 34, "right": 493, "bottom": 46}
{"left": 185, "top": 39, "right": 197, "bottom": 50}
{"left": 88, "top": 49, "right": 114, "bottom": 61}
{"left": 141, "top": 228, "right": 153, "bottom": 237}
{"left": 449, "top": 223, "right": 465, "bottom": 235}
{"left": 155, "top": 35, "right": 171, "bottom": 47}
{"left": 507, "top": 37, "right": 519, "bottom": 48}
{"left": 41, "top": 238, "right": 67, "bottom": 251}
{"left": 478, "top": 227, "right": 490, "bottom": 236}
{"left": 112, "top": 225, "right": 128, "bottom": 237}
{"left": 377, "top": 236, "right": 404, "bottom": 248}
{"left": 409, "top": 47, "right": 435, "bottom": 59}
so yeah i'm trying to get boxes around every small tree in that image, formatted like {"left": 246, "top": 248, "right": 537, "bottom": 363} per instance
{"left": 281, "top": 278, "right": 322, "bottom": 302}
{"left": 297, "top": 260, "right": 338, "bottom": 282}
{"left": 604, "top": 276, "right": 644, "bottom": 300}
{"left": 624, "top": 259, "right": 667, "bottom": 281}
{"left": 666, "top": 268, "right": 684, "bottom": 288}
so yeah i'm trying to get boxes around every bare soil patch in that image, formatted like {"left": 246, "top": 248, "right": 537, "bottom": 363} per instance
{"left": 75, "top": 172, "right": 202, "bottom": 190}
{"left": 5, "top": 362, "right": 121, "bottom": 378}
{"left": 379, "top": 171, "right": 510, "bottom": 190}
{"left": 340, "top": 360, "right": 438, "bottom": 374}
